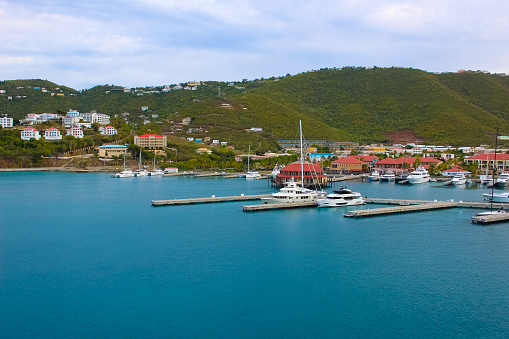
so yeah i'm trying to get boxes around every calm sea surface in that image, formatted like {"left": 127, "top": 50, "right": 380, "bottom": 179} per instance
{"left": 1, "top": 172, "right": 509, "bottom": 338}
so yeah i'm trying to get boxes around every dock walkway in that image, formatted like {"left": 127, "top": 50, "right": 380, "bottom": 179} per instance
{"left": 344, "top": 201, "right": 458, "bottom": 218}
{"left": 152, "top": 194, "right": 271, "bottom": 206}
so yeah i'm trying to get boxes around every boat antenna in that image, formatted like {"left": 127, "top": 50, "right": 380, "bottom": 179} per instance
{"left": 300, "top": 120, "right": 304, "bottom": 186}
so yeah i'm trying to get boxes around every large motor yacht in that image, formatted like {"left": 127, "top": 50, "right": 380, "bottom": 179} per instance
{"left": 406, "top": 167, "right": 431, "bottom": 184}
{"left": 317, "top": 187, "right": 365, "bottom": 207}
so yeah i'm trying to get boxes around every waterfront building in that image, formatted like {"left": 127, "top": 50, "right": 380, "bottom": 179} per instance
{"left": 464, "top": 153, "right": 509, "bottom": 173}
{"left": 0, "top": 117, "right": 13, "bottom": 128}
{"left": 275, "top": 162, "right": 328, "bottom": 188}
{"left": 134, "top": 134, "right": 167, "bottom": 149}
{"left": 20, "top": 126, "right": 41, "bottom": 140}
{"left": 442, "top": 166, "right": 471, "bottom": 176}
{"left": 330, "top": 156, "right": 364, "bottom": 174}
{"left": 44, "top": 127, "right": 62, "bottom": 140}
{"left": 98, "top": 144, "right": 127, "bottom": 157}
{"left": 419, "top": 157, "right": 443, "bottom": 168}
{"left": 99, "top": 126, "right": 118, "bottom": 135}
{"left": 66, "top": 126, "right": 84, "bottom": 138}
{"left": 374, "top": 157, "right": 418, "bottom": 173}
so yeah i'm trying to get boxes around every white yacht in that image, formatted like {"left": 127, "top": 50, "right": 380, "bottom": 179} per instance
{"left": 379, "top": 172, "right": 396, "bottom": 182}
{"left": 368, "top": 170, "right": 380, "bottom": 181}
{"left": 134, "top": 168, "right": 148, "bottom": 177}
{"left": 495, "top": 172, "right": 509, "bottom": 188}
{"left": 263, "top": 179, "right": 323, "bottom": 203}
{"left": 483, "top": 192, "right": 509, "bottom": 203}
{"left": 263, "top": 121, "right": 325, "bottom": 204}
{"left": 114, "top": 169, "right": 134, "bottom": 178}
{"left": 245, "top": 170, "right": 262, "bottom": 180}
{"left": 406, "top": 167, "right": 431, "bottom": 184}
{"left": 450, "top": 173, "right": 467, "bottom": 185}
{"left": 480, "top": 174, "right": 493, "bottom": 186}
{"left": 317, "top": 187, "right": 365, "bottom": 207}
{"left": 148, "top": 169, "right": 164, "bottom": 176}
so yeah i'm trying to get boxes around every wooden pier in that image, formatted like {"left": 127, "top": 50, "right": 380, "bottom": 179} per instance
{"left": 343, "top": 201, "right": 458, "bottom": 218}
{"left": 243, "top": 201, "right": 318, "bottom": 211}
{"left": 472, "top": 212, "right": 509, "bottom": 225}
{"left": 151, "top": 194, "right": 271, "bottom": 206}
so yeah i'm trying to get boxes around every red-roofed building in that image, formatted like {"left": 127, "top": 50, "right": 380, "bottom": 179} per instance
{"left": 374, "top": 157, "right": 417, "bottom": 173}
{"left": 275, "top": 162, "right": 329, "bottom": 188}
{"left": 330, "top": 156, "right": 364, "bottom": 174}
{"left": 464, "top": 153, "right": 509, "bottom": 172}
{"left": 442, "top": 166, "right": 471, "bottom": 176}
{"left": 134, "top": 134, "right": 167, "bottom": 149}
{"left": 420, "top": 157, "right": 443, "bottom": 167}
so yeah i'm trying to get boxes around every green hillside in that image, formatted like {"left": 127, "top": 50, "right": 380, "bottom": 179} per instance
{"left": 2, "top": 68, "right": 509, "bottom": 149}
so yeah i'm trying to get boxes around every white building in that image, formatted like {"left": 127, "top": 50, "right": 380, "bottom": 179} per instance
{"left": 44, "top": 127, "right": 62, "bottom": 140}
{"left": 81, "top": 112, "right": 110, "bottom": 125}
{"left": 99, "top": 126, "right": 118, "bottom": 135}
{"left": 21, "top": 127, "right": 41, "bottom": 140}
{"left": 67, "top": 110, "right": 80, "bottom": 118}
{"left": 0, "top": 117, "right": 13, "bottom": 128}
{"left": 66, "top": 126, "right": 84, "bottom": 138}
{"left": 74, "top": 122, "right": 92, "bottom": 129}
{"left": 62, "top": 115, "right": 80, "bottom": 127}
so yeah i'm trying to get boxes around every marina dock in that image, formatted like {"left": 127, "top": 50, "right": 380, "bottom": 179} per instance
{"left": 243, "top": 201, "right": 318, "bottom": 211}
{"left": 151, "top": 194, "right": 271, "bottom": 206}
{"left": 471, "top": 212, "right": 509, "bottom": 225}
{"left": 343, "top": 201, "right": 458, "bottom": 218}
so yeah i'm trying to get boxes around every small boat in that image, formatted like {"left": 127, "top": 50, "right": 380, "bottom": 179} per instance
{"left": 483, "top": 192, "right": 509, "bottom": 203}
{"left": 379, "top": 172, "right": 396, "bottom": 182}
{"left": 475, "top": 209, "right": 507, "bottom": 216}
{"left": 495, "top": 172, "right": 509, "bottom": 188}
{"left": 451, "top": 173, "right": 467, "bottom": 185}
{"left": 134, "top": 168, "right": 148, "bottom": 177}
{"left": 148, "top": 169, "right": 164, "bottom": 176}
{"left": 114, "top": 169, "right": 134, "bottom": 178}
{"left": 244, "top": 145, "right": 261, "bottom": 179}
{"left": 368, "top": 170, "right": 380, "bottom": 181}
{"left": 406, "top": 167, "right": 431, "bottom": 184}
{"left": 317, "top": 187, "right": 365, "bottom": 207}
{"left": 480, "top": 174, "right": 494, "bottom": 186}
{"left": 395, "top": 173, "right": 409, "bottom": 185}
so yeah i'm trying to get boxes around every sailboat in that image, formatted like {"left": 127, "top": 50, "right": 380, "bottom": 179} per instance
{"left": 134, "top": 148, "right": 148, "bottom": 176}
{"left": 262, "top": 121, "right": 324, "bottom": 203}
{"left": 148, "top": 150, "right": 164, "bottom": 176}
{"left": 245, "top": 145, "right": 261, "bottom": 179}
{"left": 114, "top": 153, "right": 134, "bottom": 178}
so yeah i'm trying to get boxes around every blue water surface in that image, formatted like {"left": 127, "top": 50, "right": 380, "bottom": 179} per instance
{"left": 1, "top": 173, "right": 509, "bottom": 338}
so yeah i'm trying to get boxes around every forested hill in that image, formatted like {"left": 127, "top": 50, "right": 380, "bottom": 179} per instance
{"left": 2, "top": 67, "right": 509, "bottom": 146}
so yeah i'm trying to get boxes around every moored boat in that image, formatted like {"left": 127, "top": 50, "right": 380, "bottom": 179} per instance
{"left": 406, "top": 167, "right": 431, "bottom": 184}
{"left": 379, "top": 171, "right": 396, "bottom": 182}
{"left": 368, "top": 170, "right": 380, "bottom": 181}
{"left": 317, "top": 187, "right": 365, "bottom": 207}
{"left": 114, "top": 168, "right": 134, "bottom": 178}
{"left": 495, "top": 172, "right": 509, "bottom": 188}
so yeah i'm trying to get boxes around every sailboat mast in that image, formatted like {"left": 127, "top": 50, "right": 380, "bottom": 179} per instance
{"left": 300, "top": 120, "right": 304, "bottom": 185}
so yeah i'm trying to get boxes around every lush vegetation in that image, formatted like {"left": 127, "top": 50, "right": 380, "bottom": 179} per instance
{"left": 2, "top": 68, "right": 509, "bottom": 161}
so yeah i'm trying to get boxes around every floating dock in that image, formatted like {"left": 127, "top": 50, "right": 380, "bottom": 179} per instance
{"left": 343, "top": 201, "right": 458, "bottom": 218}
{"left": 243, "top": 201, "right": 318, "bottom": 211}
{"left": 152, "top": 194, "right": 271, "bottom": 206}
{"left": 471, "top": 212, "right": 509, "bottom": 225}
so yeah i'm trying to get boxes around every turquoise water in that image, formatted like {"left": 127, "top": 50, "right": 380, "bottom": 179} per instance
{"left": 1, "top": 173, "right": 509, "bottom": 338}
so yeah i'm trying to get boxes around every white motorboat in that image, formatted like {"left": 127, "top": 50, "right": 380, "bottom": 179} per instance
{"left": 480, "top": 174, "right": 493, "bottom": 186}
{"left": 495, "top": 172, "right": 509, "bottom": 188}
{"left": 451, "top": 173, "right": 467, "bottom": 185}
{"left": 134, "top": 168, "right": 148, "bottom": 176}
{"left": 406, "top": 167, "right": 431, "bottom": 184}
{"left": 317, "top": 187, "right": 365, "bottom": 207}
{"left": 368, "top": 170, "right": 380, "bottom": 181}
{"left": 379, "top": 172, "right": 396, "bottom": 182}
{"left": 114, "top": 169, "right": 134, "bottom": 178}
{"left": 483, "top": 192, "right": 509, "bottom": 203}
{"left": 245, "top": 170, "right": 262, "bottom": 180}
{"left": 148, "top": 169, "right": 164, "bottom": 176}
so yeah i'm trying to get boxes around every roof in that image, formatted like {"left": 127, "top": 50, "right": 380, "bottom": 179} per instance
{"left": 467, "top": 153, "right": 509, "bottom": 161}
{"left": 376, "top": 157, "right": 417, "bottom": 165}
{"left": 280, "top": 162, "right": 324, "bottom": 172}
{"left": 135, "top": 134, "right": 164, "bottom": 138}
{"left": 420, "top": 157, "right": 442, "bottom": 163}
{"left": 444, "top": 166, "right": 470, "bottom": 173}
{"left": 99, "top": 145, "right": 127, "bottom": 148}
{"left": 332, "top": 156, "right": 363, "bottom": 164}
{"left": 356, "top": 156, "right": 379, "bottom": 162}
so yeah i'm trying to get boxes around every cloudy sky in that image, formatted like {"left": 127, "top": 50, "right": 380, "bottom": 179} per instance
{"left": 1, "top": 0, "right": 508, "bottom": 90}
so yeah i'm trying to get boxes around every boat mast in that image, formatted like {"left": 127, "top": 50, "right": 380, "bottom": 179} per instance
{"left": 248, "top": 145, "right": 250, "bottom": 172}
{"left": 491, "top": 127, "right": 499, "bottom": 212}
{"left": 300, "top": 120, "right": 304, "bottom": 185}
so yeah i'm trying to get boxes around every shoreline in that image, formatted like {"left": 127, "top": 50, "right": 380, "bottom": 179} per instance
{"left": 0, "top": 167, "right": 118, "bottom": 173}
